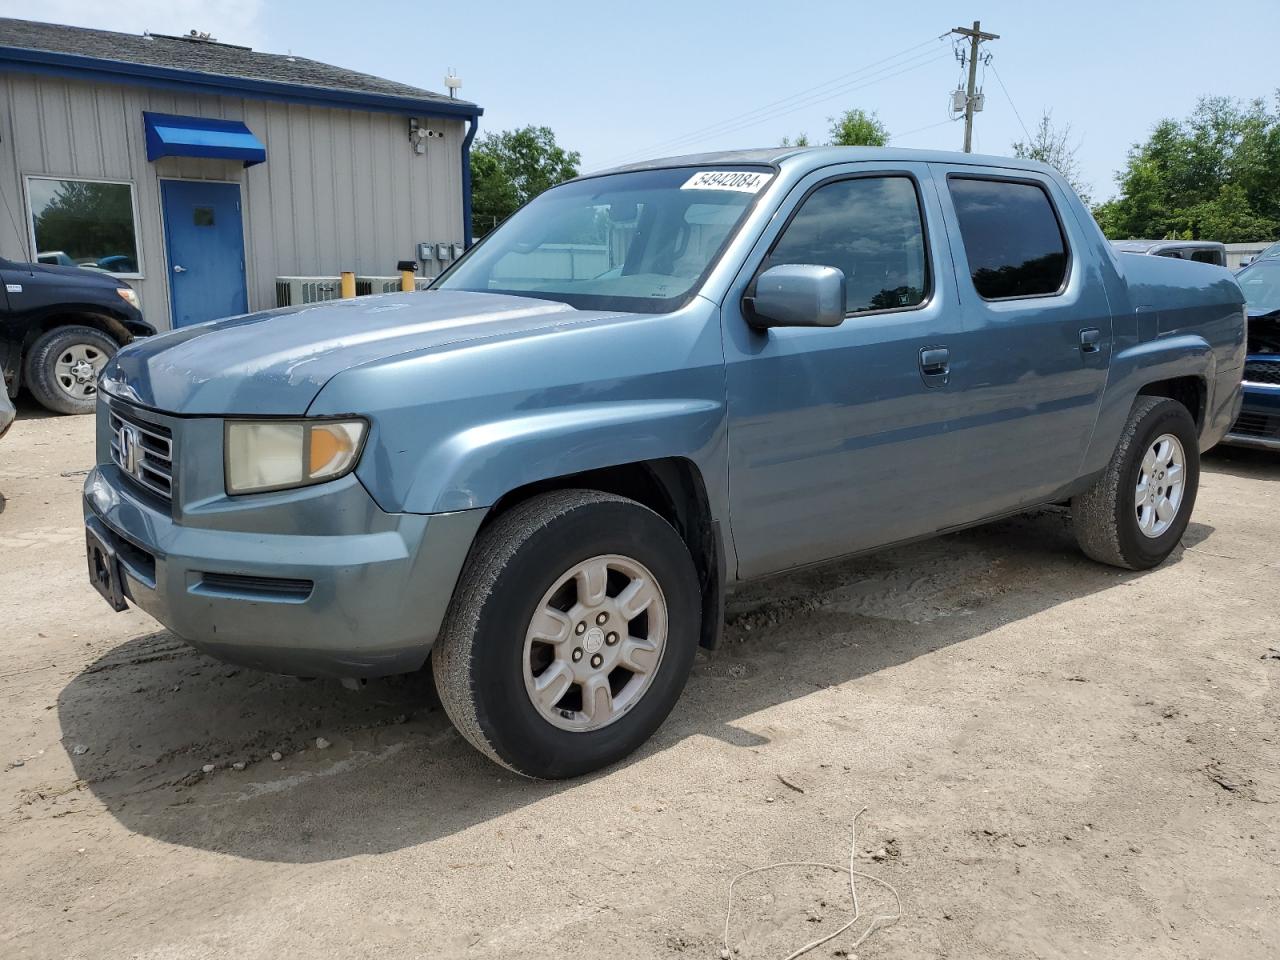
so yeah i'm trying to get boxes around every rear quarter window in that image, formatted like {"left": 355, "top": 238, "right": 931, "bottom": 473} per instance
{"left": 948, "top": 177, "right": 1069, "bottom": 299}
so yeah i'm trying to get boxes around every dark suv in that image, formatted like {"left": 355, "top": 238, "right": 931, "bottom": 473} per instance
{"left": 1, "top": 257, "right": 154, "bottom": 415}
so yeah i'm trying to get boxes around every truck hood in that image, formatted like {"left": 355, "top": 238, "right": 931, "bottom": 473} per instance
{"left": 101, "top": 291, "right": 614, "bottom": 415}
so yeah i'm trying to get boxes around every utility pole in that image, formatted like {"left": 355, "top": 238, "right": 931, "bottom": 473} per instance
{"left": 950, "top": 20, "right": 999, "bottom": 152}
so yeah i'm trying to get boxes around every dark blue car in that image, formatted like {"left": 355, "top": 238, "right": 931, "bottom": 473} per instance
{"left": 1225, "top": 257, "right": 1280, "bottom": 451}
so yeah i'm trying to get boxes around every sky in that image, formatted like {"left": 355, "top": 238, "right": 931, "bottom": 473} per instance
{"left": 7, "top": 0, "right": 1280, "bottom": 201}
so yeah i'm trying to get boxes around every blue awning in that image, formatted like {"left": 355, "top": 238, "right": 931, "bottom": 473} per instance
{"left": 143, "top": 112, "right": 266, "bottom": 167}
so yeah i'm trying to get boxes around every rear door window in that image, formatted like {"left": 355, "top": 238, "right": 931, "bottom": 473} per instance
{"left": 947, "top": 177, "right": 1068, "bottom": 299}
{"left": 763, "top": 175, "right": 929, "bottom": 314}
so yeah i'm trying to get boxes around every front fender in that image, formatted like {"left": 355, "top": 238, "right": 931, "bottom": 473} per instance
{"left": 405, "top": 398, "right": 723, "bottom": 512}
{"left": 309, "top": 298, "right": 731, "bottom": 517}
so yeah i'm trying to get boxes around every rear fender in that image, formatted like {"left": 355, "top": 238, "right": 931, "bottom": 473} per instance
{"left": 1081, "top": 334, "right": 1212, "bottom": 476}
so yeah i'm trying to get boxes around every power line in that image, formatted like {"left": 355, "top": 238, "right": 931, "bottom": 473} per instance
{"left": 595, "top": 35, "right": 949, "bottom": 168}
{"left": 891, "top": 117, "right": 960, "bottom": 141}
{"left": 597, "top": 36, "right": 944, "bottom": 167}
{"left": 597, "top": 45, "right": 950, "bottom": 169}
{"left": 989, "top": 63, "right": 1032, "bottom": 142}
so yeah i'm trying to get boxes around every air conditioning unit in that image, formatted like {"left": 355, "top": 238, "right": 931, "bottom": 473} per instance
{"left": 354, "top": 276, "right": 435, "bottom": 296}
{"left": 275, "top": 276, "right": 342, "bottom": 307}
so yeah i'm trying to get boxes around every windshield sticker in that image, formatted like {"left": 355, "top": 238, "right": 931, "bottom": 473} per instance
{"left": 681, "top": 170, "right": 773, "bottom": 193}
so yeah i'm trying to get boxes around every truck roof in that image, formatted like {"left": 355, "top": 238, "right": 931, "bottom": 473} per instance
{"left": 1110, "top": 239, "right": 1227, "bottom": 253}
{"left": 589, "top": 145, "right": 1058, "bottom": 178}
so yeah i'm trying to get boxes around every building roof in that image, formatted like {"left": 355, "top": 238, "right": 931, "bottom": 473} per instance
{"left": 0, "top": 17, "right": 481, "bottom": 119}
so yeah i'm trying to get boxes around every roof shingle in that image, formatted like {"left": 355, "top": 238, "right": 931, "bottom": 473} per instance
{"left": 0, "top": 17, "right": 476, "bottom": 109}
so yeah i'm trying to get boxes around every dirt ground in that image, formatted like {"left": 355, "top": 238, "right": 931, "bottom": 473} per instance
{"left": 1, "top": 398, "right": 1277, "bottom": 960}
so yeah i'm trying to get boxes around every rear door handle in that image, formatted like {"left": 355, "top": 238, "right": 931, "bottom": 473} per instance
{"left": 919, "top": 346, "right": 950, "bottom": 376}
{"left": 1080, "top": 328, "right": 1101, "bottom": 353}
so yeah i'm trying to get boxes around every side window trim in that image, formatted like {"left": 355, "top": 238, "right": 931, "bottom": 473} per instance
{"left": 752, "top": 170, "right": 936, "bottom": 319}
{"left": 944, "top": 171, "right": 1073, "bottom": 303}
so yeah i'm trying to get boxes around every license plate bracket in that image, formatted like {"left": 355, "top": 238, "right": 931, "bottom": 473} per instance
{"left": 86, "top": 527, "right": 128, "bottom": 612}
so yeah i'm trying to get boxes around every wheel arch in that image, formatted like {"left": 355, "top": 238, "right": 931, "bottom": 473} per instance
{"left": 23, "top": 307, "right": 140, "bottom": 350}
{"left": 1137, "top": 374, "right": 1207, "bottom": 430}
{"left": 482, "top": 457, "right": 726, "bottom": 651}
{"left": 1080, "top": 334, "right": 1214, "bottom": 477}
{"left": 13, "top": 309, "right": 139, "bottom": 393}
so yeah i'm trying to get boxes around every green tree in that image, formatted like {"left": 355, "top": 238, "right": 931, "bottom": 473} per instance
{"left": 1093, "top": 95, "right": 1280, "bottom": 242}
{"left": 470, "top": 125, "right": 581, "bottom": 236}
{"left": 1012, "top": 111, "right": 1092, "bottom": 205}
{"left": 827, "top": 108, "right": 890, "bottom": 147}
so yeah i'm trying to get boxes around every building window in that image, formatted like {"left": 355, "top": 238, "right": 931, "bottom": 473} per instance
{"left": 947, "top": 177, "right": 1068, "bottom": 300}
{"left": 26, "top": 177, "right": 142, "bottom": 277}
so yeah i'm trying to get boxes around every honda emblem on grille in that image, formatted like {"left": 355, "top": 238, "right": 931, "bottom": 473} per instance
{"left": 118, "top": 423, "right": 143, "bottom": 479}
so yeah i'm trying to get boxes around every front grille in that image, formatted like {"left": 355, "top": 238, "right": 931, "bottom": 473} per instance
{"left": 1244, "top": 359, "right": 1280, "bottom": 386}
{"left": 1232, "top": 410, "right": 1280, "bottom": 439}
{"left": 108, "top": 406, "right": 174, "bottom": 502}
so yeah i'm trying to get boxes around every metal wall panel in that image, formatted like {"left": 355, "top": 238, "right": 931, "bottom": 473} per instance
{"left": 0, "top": 73, "right": 466, "bottom": 330}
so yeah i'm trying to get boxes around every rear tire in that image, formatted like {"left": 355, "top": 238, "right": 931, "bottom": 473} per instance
{"left": 24, "top": 325, "right": 117, "bottom": 415}
{"left": 1072, "top": 396, "right": 1200, "bottom": 570}
{"left": 432, "top": 489, "right": 701, "bottom": 779}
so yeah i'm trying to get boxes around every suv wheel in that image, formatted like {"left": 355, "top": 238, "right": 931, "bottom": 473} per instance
{"left": 1072, "top": 396, "right": 1200, "bottom": 570}
{"left": 24, "top": 325, "right": 117, "bottom": 415}
{"left": 433, "top": 489, "right": 701, "bottom": 778}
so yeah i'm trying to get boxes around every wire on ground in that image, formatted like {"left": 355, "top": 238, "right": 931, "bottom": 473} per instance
{"left": 720, "top": 806, "right": 904, "bottom": 960}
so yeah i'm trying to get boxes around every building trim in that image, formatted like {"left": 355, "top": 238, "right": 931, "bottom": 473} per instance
{"left": 0, "top": 45, "right": 484, "bottom": 120}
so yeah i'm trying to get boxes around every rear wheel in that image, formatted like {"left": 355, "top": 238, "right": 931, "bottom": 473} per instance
{"left": 432, "top": 489, "right": 701, "bottom": 778}
{"left": 1072, "top": 396, "right": 1200, "bottom": 569}
{"left": 24, "top": 325, "right": 117, "bottom": 415}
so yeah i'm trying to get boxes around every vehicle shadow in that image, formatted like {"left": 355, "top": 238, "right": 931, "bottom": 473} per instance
{"left": 1203, "top": 444, "right": 1280, "bottom": 481}
{"left": 56, "top": 507, "right": 1201, "bottom": 863}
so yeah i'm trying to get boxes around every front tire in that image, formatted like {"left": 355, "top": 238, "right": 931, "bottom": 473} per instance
{"left": 24, "top": 325, "right": 117, "bottom": 415}
{"left": 1072, "top": 396, "right": 1200, "bottom": 570}
{"left": 433, "top": 489, "right": 701, "bottom": 778}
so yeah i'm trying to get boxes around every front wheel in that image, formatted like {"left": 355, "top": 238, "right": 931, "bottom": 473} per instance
{"left": 24, "top": 325, "right": 118, "bottom": 415}
{"left": 1072, "top": 396, "right": 1200, "bottom": 570}
{"left": 432, "top": 490, "right": 701, "bottom": 778}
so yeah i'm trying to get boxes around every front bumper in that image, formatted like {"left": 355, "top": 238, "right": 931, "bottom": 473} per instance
{"left": 83, "top": 461, "right": 485, "bottom": 678}
{"left": 1222, "top": 380, "right": 1280, "bottom": 452}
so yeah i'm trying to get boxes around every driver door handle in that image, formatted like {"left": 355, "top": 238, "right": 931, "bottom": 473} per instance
{"left": 919, "top": 347, "right": 950, "bottom": 375}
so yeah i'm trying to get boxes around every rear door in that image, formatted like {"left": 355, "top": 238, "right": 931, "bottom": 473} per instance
{"left": 930, "top": 166, "right": 1112, "bottom": 517}
{"left": 722, "top": 162, "right": 968, "bottom": 579}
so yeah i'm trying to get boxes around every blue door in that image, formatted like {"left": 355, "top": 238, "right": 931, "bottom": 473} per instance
{"left": 930, "top": 165, "right": 1112, "bottom": 517}
{"left": 161, "top": 180, "right": 247, "bottom": 327}
{"left": 722, "top": 163, "right": 969, "bottom": 579}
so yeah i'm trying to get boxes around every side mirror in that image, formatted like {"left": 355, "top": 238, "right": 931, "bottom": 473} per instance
{"left": 746, "top": 264, "right": 846, "bottom": 328}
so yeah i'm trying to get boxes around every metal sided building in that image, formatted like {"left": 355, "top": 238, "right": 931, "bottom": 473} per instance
{"left": 0, "top": 18, "right": 482, "bottom": 330}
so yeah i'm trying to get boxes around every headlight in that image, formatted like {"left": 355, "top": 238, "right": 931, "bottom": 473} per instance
{"left": 225, "top": 419, "right": 368, "bottom": 495}
{"left": 116, "top": 287, "right": 140, "bottom": 310}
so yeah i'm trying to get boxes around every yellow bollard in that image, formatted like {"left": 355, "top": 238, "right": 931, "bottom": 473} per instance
{"left": 397, "top": 260, "right": 417, "bottom": 293}
{"left": 340, "top": 271, "right": 356, "bottom": 299}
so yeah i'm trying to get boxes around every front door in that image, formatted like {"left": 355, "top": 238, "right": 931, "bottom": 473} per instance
{"left": 161, "top": 180, "right": 247, "bottom": 327}
{"left": 723, "top": 164, "right": 968, "bottom": 579}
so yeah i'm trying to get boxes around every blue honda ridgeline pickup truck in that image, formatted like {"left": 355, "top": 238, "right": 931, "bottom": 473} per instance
{"left": 84, "top": 148, "right": 1245, "bottom": 778}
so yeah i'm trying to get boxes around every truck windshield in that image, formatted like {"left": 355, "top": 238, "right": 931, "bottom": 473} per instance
{"left": 435, "top": 166, "right": 773, "bottom": 313}
{"left": 1237, "top": 259, "right": 1280, "bottom": 317}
